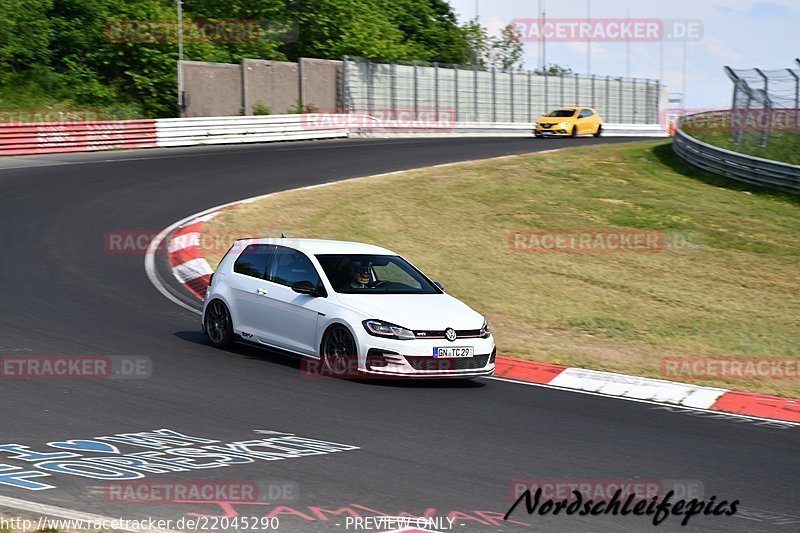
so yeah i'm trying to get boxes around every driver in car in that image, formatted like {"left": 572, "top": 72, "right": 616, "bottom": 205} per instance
{"left": 346, "top": 264, "right": 373, "bottom": 290}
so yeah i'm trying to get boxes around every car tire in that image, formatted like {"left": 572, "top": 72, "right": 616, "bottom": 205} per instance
{"left": 594, "top": 125, "right": 602, "bottom": 137}
{"left": 570, "top": 126, "right": 577, "bottom": 137}
{"left": 321, "top": 325, "right": 358, "bottom": 377}
{"left": 204, "top": 299, "right": 234, "bottom": 348}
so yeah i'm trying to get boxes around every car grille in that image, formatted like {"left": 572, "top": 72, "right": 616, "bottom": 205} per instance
{"left": 413, "top": 328, "right": 482, "bottom": 339}
{"left": 403, "top": 354, "right": 490, "bottom": 371}
{"left": 540, "top": 124, "right": 553, "bottom": 128}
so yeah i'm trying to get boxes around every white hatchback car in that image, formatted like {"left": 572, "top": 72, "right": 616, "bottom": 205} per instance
{"left": 201, "top": 238, "right": 495, "bottom": 378}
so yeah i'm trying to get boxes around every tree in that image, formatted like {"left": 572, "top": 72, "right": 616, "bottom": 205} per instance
{"left": 535, "top": 63, "right": 574, "bottom": 76}
{"left": 0, "top": 0, "right": 53, "bottom": 84}
{"left": 487, "top": 24, "right": 523, "bottom": 71}
{"left": 462, "top": 19, "right": 523, "bottom": 70}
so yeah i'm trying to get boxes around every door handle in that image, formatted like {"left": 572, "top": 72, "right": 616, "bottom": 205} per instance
{"left": 256, "top": 288, "right": 268, "bottom": 296}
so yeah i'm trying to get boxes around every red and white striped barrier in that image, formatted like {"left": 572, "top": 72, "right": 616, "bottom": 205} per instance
{"left": 0, "top": 120, "right": 157, "bottom": 155}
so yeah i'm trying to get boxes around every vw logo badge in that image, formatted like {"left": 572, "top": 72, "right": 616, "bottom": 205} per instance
{"left": 445, "top": 328, "right": 457, "bottom": 342}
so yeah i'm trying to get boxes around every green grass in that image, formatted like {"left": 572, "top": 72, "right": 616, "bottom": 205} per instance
{"left": 204, "top": 140, "right": 800, "bottom": 397}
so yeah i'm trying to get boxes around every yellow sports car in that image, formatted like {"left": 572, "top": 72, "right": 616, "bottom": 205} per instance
{"left": 534, "top": 107, "right": 603, "bottom": 137}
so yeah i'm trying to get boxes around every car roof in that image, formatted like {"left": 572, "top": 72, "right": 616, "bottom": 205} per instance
{"left": 233, "top": 238, "right": 397, "bottom": 256}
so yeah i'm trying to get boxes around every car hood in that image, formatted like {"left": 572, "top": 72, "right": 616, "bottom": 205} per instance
{"left": 334, "top": 292, "right": 484, "bottom": 330}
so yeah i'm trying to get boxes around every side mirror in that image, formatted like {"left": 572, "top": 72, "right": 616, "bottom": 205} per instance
{"left": 292, "top": 280, "right": 325, "bottom": 297}
{"left": 434, "top": 281, "right": 445, "bottom": 292}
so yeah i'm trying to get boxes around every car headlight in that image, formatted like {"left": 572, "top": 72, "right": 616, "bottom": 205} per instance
{"left": 558, "top": 121, "right": 570, "bottom": 127}
{"left": 479, "top": 319, "right": 491, "bottom": 338}
{"left": 363, "top": 320, "right": 416, "bottom": 340}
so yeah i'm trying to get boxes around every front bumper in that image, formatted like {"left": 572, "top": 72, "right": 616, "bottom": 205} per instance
{"left": 359, "top": 335, "right": 496, "bottom": 378}
{"left": 535, "top": 125, "right": 570, "bottom": 136}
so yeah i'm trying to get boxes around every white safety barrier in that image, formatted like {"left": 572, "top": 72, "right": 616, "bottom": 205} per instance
{"left": 0, "top": 113, "right": 666, "bottom": 156}
{"left": 155, "top": 115, "right": 349, "bottom": 147}
{"left": 347, "top": 119, "right": 667, "bottom": 138}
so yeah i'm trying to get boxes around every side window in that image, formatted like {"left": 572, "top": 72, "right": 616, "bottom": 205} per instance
{"left": 233, "top": 244, "right": 274, "bottom": 279}
{"left": 269, "top": 246, "right": 321, "bottom": 288}
{"left": 579, "top": 109, "right": 593, "bottom": 118}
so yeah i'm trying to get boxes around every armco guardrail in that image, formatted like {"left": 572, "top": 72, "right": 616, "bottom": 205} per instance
{"left": 672, "top": 126, "right": 800, "bottom": 195}
{"left": 156, "top": 115, "right": 348, "bottom": 147}
{"left": 0, "top": 114, "right": 665, "bottom": 156}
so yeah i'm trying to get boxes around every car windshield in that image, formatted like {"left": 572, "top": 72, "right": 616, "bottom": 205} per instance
{"left": 546, "top": 109, "right": 577, "bottom": 117}
{"left": 316, "top": 254, "right": 440, "bottom": 294}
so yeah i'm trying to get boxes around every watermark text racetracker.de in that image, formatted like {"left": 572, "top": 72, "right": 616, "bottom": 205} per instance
{"left": 105, "top": 229, "right": 280, "bottom": 255}
{"left": 661, "top": 356, "right": 799, "bottom": 382}
{"left": 509, "top": 229, "right": 702, "bottom": 254}
{"left": 508, "top": 18, "right": 703, "bottom": 42}
{"left": 0, "top": 355, "right": 151, "bottom": 380}
{"left": 0, "top": 108, "right": 105, "bottom": 125}
{"left": 1, "top": 516, "right": 280, "bottom": 531}
{"left": 666, "top": 108, "right": 800, "bottom": 133}
{"left": 104, "top": 478, "right": 299, "bottom": 504}
{"left": 301, "top": 108, "right": 456, "bottom": 132}
{"left": 505, "top": 479, "right": 738, "bottom": 526}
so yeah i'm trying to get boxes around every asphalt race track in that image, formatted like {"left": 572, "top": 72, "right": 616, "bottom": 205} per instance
{"left": 0, "top": 137, "right": 797, "bottom": 532}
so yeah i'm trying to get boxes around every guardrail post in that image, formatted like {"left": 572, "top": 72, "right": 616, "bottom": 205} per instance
{"left": 527, "top": 70, "right": 532, "bottom": 121}
{"left": 788, "top": 68, "right": 799, "bottom": 132}
{"left": 434, "top": 62, "right": 439, "bottom": 122}
{"left": 574, "top": 73, "right": 579, "bottom": 106}
{"left": 454, "top": 65, "right": 459, "bottom": 123}
{"left": 367, "top": 59, "right": 374, "bottom": 117}
{"left": 491, "top": 67, "right": 497, "bottom": 123}
{"left": 413, "top": 61, "right": 419, "bottom": 121}
{"left": 544, "top": 69, "right": 548, "bottom": 113}
{"left": 605, "top": 75, "right": 610, "bottom": 121}
{"left": 653, "top": 79, "right": 658, "bottom": 124}
{"left": 755, "top": 68, "right": 769, "bottom": 148}
{"left": 390, "top": 61, "right": 397, "bottom": 120}
{"left": 473, "top": 64, "right": 478, "bottom": 122}
{"left": 618, "top": 77, "right": 623, "bottom": 123}
{"left": 342, "top": 56, "right": 350, "bottom": 114}
{"left": 510, "top": 69, "right": 514, "bottom": 122}
{"left": 632, "top": 78, "right": 637, "bottom": 124}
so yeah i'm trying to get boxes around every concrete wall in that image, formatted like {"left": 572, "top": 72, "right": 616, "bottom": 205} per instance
{"left": 182, "top": 58, "right": 343, "bottom": 118}
{"left": 243, "top": 59, "right": 300, "bottom": 115}
{"left": 300, "top": 58, "right": 342, "bottom": 113}
{"left": 181, "top": 61, "right": 242, "bottom": 117}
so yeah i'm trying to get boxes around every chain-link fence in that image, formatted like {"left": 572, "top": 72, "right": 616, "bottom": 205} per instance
{"left": 725, "top": 62, "right": 800, "bottom": 149}
{"left": 343, "top": 57, "right": 665, "bottom": 124}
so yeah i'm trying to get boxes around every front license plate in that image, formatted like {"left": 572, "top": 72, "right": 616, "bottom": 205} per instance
{"left": 433, "top": 347, "right": 474, "bottom": 358}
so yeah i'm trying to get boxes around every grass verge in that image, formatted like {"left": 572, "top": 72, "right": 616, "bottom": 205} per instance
{"left": 204, "top": 140, "right": 800, "bottom": 397}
